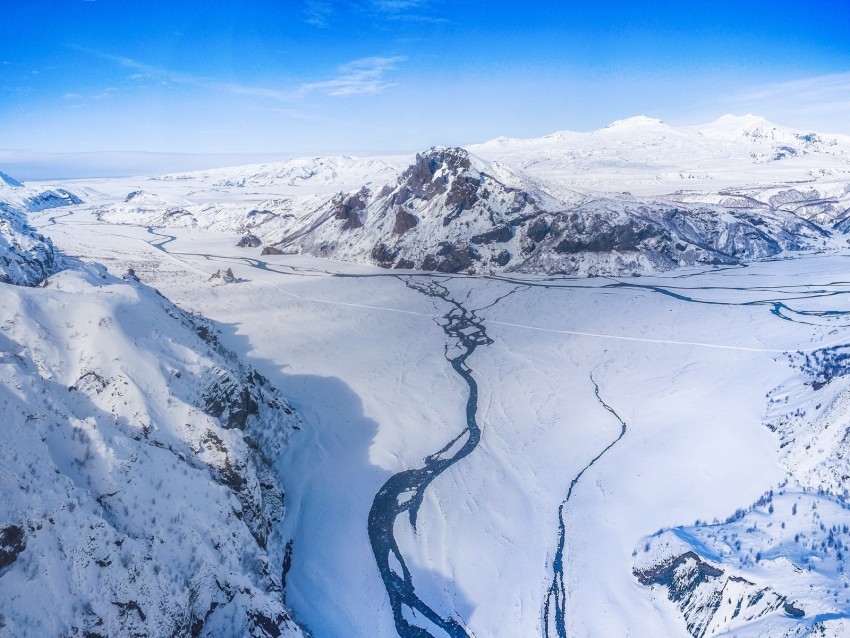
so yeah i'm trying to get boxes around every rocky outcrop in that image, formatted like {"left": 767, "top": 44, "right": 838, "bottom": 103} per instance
{"left": 0, "top": 203, "right": 62, "bottom": 286}
{"left": 635, "top": 550, "right": 793, "bottom": 638}
{"left": 0, "top": 263, "right": 304, "bottom": 638}
{"left": 250, "top": 146, "right": 830, "bottom": 276}
{"left": 237, "top": 233, "right": 262, "bottom": 247}
{"left": 208, "top": 268, "right": 237, "bottom": 283}
{"left": 393, "top": 208, "right": 418, "bottom": 235}
{"left": 331, "top": 186, "right": 369, "bottom": 230}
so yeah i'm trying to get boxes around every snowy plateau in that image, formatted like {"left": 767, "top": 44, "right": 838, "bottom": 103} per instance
{"left": 3, "top": 115, "right": 850, "bottom": 638}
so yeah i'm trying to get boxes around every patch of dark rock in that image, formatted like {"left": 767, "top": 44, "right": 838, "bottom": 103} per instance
{"left": 281, "top": 540, "right": 294, "bottom": 597}
{"left": 394, "top": 258, "right": 415, "bottom": 269}
{"left": 0, "top": 525, "right": 25, "bottom": 570}
{"left": 435, "top": 241, "right": 454, "bottom": 256}
{"left": 236, "top": 234, "right": 262, "bottom": 248}
{"left": 260, "top": 246, "right": 284, "bottom": 256}
{"left": 111, "top": 600, "right": 146, "bottom": 623}
{"left": 203, "top": 377, "right": 259, "bottom": 430}
{"left": 526, "top": 217, "right": 550, "bottom": 242}
{"left": 555, "top": 223, "right": 660, "bottom": 253}
{"left": 471, "top": 224, "right": 513, "bottom": 244}
{"left": 250, "top": 612, "right": 286, "bottom": 638}
{"left": 490, "top": 250, "right": 511, "bottom": 267}
{"left": 634, "top": 552, "right": 723, "bottom": 602}
{"left": 208, "top": 268, "right": 237, "bottom": 284}
{"left": 783, "top": 602, "right": 805, "bottom": 618}
{"left": 331, "top": 187, "right": 369, "bottom": 230}
{"left": 370, "top": 242, "right": 398, "bottom": 267}
{"left": 246, "top": 209, "right": 277, "bottom": 220}
{"left": 393, "top": 208, "right": 418, "bottom": 235}
{"left": 422, "top": 246, "right": 478, "bottom": 273}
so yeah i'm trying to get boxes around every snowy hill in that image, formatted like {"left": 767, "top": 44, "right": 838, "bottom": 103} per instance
{"left": 470, "top": 114, "right": 850, "bottom": 196}
{"left": 0, "top": 198, "right": 305, "bottom": 637}
{"left": 0, "top": 199, "right": 63, "bottom": 286}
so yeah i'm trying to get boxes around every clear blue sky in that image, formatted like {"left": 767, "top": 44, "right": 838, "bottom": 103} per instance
{"left": 2, "top": 0, "right": 850, "bottom": 175}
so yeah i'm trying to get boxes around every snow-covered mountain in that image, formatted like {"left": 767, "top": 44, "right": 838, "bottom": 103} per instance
{"left": 0, "top": 186, "right": 305, "bottom": 637}
{"left": 242, "top": 146, "right": 827, "bottom": 275}
{"left": 82, "top": 116, "right": 850, "bottom": 277}
{"left": 470, "top": 114, "right": 850, "bottom": 195}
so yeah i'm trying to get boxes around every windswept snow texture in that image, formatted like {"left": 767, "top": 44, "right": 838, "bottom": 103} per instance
{"left": 0, "top": 260, "right": 304, "bottom": 637}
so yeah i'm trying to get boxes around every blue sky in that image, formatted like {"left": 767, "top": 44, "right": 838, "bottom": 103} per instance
{"left": 2, "top": 0, "right": 850, "bottom": 176}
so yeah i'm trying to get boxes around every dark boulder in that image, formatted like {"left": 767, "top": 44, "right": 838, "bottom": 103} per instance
{"left": 491, "top": 250, "right": 511, "bottom": 267}
{"left": 471, "top": 224, "right": 513, "bottom": 244}
{"left": 393, "top": 208, "right": 418, "bottom": 235}
{"left": 236, "top": 233, "right": 261, "bottom": 248}
{"left": 331, "top": 187, "right": 369, "bottom": 230}
{"left": 526, "top": 217, "right": 550, "bottom": 242}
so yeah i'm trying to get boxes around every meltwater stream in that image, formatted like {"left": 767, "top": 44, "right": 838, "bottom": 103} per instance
{"left": 367, "top": 278, "right": 518, "bottom": 638}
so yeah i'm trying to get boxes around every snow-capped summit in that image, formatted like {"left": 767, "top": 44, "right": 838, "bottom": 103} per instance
{"left": 694, "top": 113, "right": 822, "bottom": 145}
{"left": 602, "top": 115, "right": 670, "bottom": 131}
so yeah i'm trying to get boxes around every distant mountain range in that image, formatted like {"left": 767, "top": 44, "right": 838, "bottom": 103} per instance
{"left": 12, "top": 114, "right": 850, "bottom": 277}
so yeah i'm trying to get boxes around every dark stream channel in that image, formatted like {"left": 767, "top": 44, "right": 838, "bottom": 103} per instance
{"left": 367, "top": 278, "right": 508, "bottom": 638}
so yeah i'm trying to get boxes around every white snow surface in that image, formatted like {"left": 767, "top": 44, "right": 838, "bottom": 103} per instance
{"left": 5, "top": 115, "right": 850, "bottom": 637}
{"left": 18, "top": 194, "right": 850, "bottom": 637}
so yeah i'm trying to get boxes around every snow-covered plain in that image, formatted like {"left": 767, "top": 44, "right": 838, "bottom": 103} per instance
{"left": 19, "top": 198, "right": 850, "bottom": 637}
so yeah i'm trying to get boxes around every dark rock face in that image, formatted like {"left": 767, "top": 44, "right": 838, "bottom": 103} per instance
{"left": 0, "top": 204, "right": 61, "bottom": 286}
{"left": 635, "top": 550, "right": 796, "bottom": 638}
{"left": 554, "top": 222, "right": 661, "bottom": 253}
{"left": 783, "top": 602, "right": 805, "bottom": 618}
{"left": 634, "top": 552, "right": 723, "bottom": 601}
{"left": 390, "top": 148, "right": 482, "bottom": 227}
{"left": 370, "top": 242, "right": 398, "bottom": 266}
{"left": 471, "top": 224, "right": 513, "bottom": 244}
{"left": 0, "top": 525, "right": 25, "bottom": 570}
{"left": 393, "top": 208, "right": 418, "bottom": 235}
{"left": 526, "top": 216, "right": 550, "bottom": 242}
{"left": 331, "top": 187, "right": 369, "bottom": 230}
{"left": 208, "top": 268, "right": 237, "bottom": 284}
{"left": 491, "top": 250, "right": 511, "bottom": 266}
{"left": 237, "top": 234, "right": 262, "bottom": 248}
{"left": 422, "top": 246, "right": 477, "bottom": 273}
{"left": 261, "top": 246, "right": 284, "bottom": 256}
{"left": 24, "top": 189, "right": 82, "bottom": 211}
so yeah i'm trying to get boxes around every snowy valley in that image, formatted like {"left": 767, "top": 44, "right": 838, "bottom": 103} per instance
{"left": 4, "top": 116, "right": 850, "bottom": 638}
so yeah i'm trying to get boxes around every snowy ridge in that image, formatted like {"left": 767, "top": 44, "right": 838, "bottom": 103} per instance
{"left": 470, "top": 114, "right": 850, "bottom": 196}
{"left": 0, "top": 251, "right": 305, "bottom": 634}
{"left": 632, "top": 310, "right": 850, "bottom": 637}
{"left": 0, "top": 199, "right": 62, "bottom": 286}
{"left": 156, "top": 155, "right": 405, "bottom": 194}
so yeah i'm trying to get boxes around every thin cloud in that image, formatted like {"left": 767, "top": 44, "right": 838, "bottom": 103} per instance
{"left": 79, "top": 47, "right": 405, "bottom": 103}
{"left": 371, "top": 0, "right": 427, "bottom": 10}
{"left": 304, "top": 0, "right": 334, "bottom": 27}
{"left": 302, "top": 0, "right": 441, "bottom": 27}
{"left": 298, "top": 56, "right": 406, "bottom": 97}
{"left": 78, "top": 48, "right": 294, "bottom": 101}
{"left": 730, "top": 72, "right": 850, "bottom": 104}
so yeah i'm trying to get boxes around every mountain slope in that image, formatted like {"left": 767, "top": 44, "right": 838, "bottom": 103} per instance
{"left": 0, "top": 206, "right": 305, "bottom": 636}
{"left": 256, "top": 147, "right": 829, "bottom": 275}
